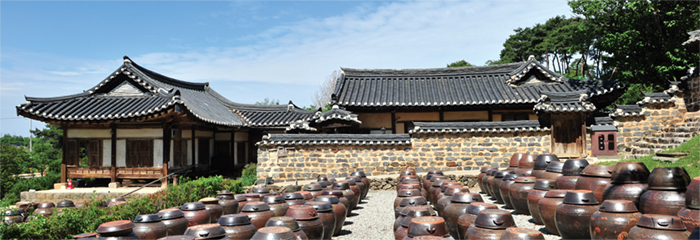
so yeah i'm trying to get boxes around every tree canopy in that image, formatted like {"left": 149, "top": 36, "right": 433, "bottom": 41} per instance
{"left": 447, "top": 60, "right": 474, "bottom": 68}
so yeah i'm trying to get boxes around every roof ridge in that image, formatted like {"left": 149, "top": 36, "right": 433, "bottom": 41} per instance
{"left": 125, "top": 58, "right": 209, "bottom": 91}
{"left": 25, "top": 92, "right": 91, "bottom": 102}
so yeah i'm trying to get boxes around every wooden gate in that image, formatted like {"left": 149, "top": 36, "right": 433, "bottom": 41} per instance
{"left": 551, "top": 113, "right": 586, "bottom": 157}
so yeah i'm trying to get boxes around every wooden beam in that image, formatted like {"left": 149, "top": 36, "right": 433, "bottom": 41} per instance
{"left": 110, "top": 124, "right": 117, "bottom": 183}
{"left": 61, "top": 125, "right": 67, "bottom": 183}
{"left": 439, "top": 111, "right": 444, "bottom": 122}
{"left": 163, "top": 123, "right": 171, "bottom": 187}
{"left": 391, "top": 111, "right": 396, "bottom": 134}
{"left": 191, "top": 125, "right": 196, "bottom": 165}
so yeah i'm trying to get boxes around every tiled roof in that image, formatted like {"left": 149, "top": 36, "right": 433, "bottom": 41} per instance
{"left": 313, "top": 105, "right": 361, "bottom": 125}
{"left": 19, "top": 95, "right": 178, "bottom": 122}
{"left": 609, "top": 105, "right": 644, "bottom": 117}
{"left": 410, "top": 120, "right": 549, "bottom": 134}
{"left": 285, "top": 120, "right": 317, "bottom": 133}
{"left": 638, "top": 92, "right": 673, "bottom": 104}
{"left": 591, "top": 125, "right": 617, "bottom": 131}
{"left": 683, "top": 30, "right": 700, "bottom": 46}
{"left": 533, "top": 91, "right": 596, "bottom": 113}
{"left": 333, "top": 57, "right": 624, "bottom": 109}
{"left": 229, "top": 102, "right": 316, "bottom": 128}
{"left": 594, "top": 117, "right": 614, "bottom": 125}
{"left": 256, "top": 134, "right": 412, "bottom": 146}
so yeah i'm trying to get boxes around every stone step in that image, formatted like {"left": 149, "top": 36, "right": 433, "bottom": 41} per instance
{"left": 624, "top": 154, "right": 649, "bottom": 159}
{"left": 653, "top": 132, "right": 695, "bottom": 138}
{"left": 642, "top": 137, "right": 690, "bottom": 144}
{"left": 632, "top": 141, "right": 680, "bottom": 149}
{"left": 630, "top": 146, "right": 667, "bottom": 155}
{"left": 652, "top": 156, "right": 680, "bottom": 163}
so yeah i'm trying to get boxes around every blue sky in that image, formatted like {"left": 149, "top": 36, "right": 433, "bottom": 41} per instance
{"left": 1, "top": 0, "right": 572, "bottom": 136}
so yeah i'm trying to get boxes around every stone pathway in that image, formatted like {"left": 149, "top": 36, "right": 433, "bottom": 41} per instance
{"left": 334, "top": 190, "right": 396, "bottom": 240}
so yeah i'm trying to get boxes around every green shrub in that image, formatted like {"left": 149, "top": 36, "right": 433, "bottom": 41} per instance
{"left": 239, "top": 163, "right": 257, "bottom": 186}
{"left": 1, "top": 173, "right": 60, "bottom": 206}
{"left": 0, "top": 175, "right": 243, "bottom": 239}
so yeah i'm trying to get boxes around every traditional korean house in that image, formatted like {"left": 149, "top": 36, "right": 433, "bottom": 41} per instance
{"left": 16, "top": 56, "right": 316, "bottom": 184}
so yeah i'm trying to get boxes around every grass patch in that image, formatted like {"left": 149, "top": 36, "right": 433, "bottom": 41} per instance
{"left": 598, "top": 135, "right": 699, "bottom": 178}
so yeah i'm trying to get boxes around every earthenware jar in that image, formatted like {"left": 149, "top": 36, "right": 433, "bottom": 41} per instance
{"left": 318, "top": 176, "right": 332, "bottom": 188}
{"left": 34, "top": 202, "right": 55, "bottom": 217}
{"left": 396, "top": 189, "right": 423, "bottom": 209}
{"left": 314, "top": 195, "right": 346, "bottom": 236}
{"left": 183, "top": 223, "right": 228, "bottom": 239}
{"left": 490, "top": 170, "right": 515, "bottom": 204}
{"left": 296, "top": 191, "right": 314, "bottom": 201}
{"left": 282, "top": 192, "right": 306, "bottom": 206}
{"left": 3, "top": 209, "right": 23, "bottom": 225}
{"left": 638, "top": 167, "right": 689, "bottom": 215}
{"left": 603, "top": 162, "right": 650, "bottom": 208}
{"left": 405, "top": 216, "right": 451, "bottom": 239}
{"left": 456, "top": 202, "right": 498, "bottom": 240}
{"left": 303, "top": 184, "right": 324, "bottom": 199}
{"left": 526, "top": 179, "right": 556, "bottom": 225}
{"left": 97, "top": 220, "right": 140, "bottom": 239}
{"left": 74, "top": 232, "right": 99, "bottom": 239}
{"left": 478, "top": 167, "right": 498, "bottom": 193}
{"left": 537, "top": 189, "right": 568, "bottom": 235}
{"left": 219, "top": 214, "right": 257, "bottom": 239}
{"left": 514, "top": 153, "right": 536, "bottom": 176}
{"left": 482, "top": 171, "right": 497, "bottom": 196}
{"left": 263, "top": 195, "right": 290, "bottom": 217}
{"left": 690, "top": 226, "right": 700, "bottom": 239}
{"left": 233, "top": 194, "right": 248, "bottom": 213}
{"left": 430, "top": 180, "right": 448, "bottom": 204}
{"left": 509, "top": 176, "right": 536, "bottom": 215}
{"left": 679, "top": 207, "right": 700, "bottom": 233}
{"left": 157, "top": 208, "right": 188, "bottom": 235}
{"left": 250, "top": 226, "right": 298, "bottom": 240}
{"left": 509, "top": 153, "right": 524, "bottom": 168}
{"left": 688, "top": 177, "right": 700, "bottom": 209}
{"left": 217, "top": 191, "right": 239, "bottom": 215}
{"left": 499, "top": 173, "right": 525, "bottom": 208}
{"left": 199, "top": 198, "right": 224, "bottom": 223}
{"left": 395, "top": 196, "right": 429, "bottom": 218}
{"left": 429, "top": 176, "right": 449, "bottom": 202}
{"left": 132, "top": 214, "right": 168, "bottom": 239}
{"left": 321, "top": 189, "right": 351, "bottom": 216}
{"left": 424, "top": 171, "right": 442, "bottom": 193}
{"left": 396, "top": 206, "right": 434, "bottom": 240}
{"left": 286, "top": 205, "right": 324, "bottom": 240}
{"left": 305, "top": 201, "right": 335, "bottom": 240}
{"left": 555, "top": 190, "right": 600, "bottom": 239}
{"left": 244, "top": 193, "right": 263, "bottom": 202}
{"left": 531, "top": 154, "right": 558, "bottom": 179}
{"left": 240, "top": 201, "right": 275, "bottom": 229}
{"left": 400, "top": 183, "right": 423, "bottom": 195}
{"left": 182, "top": 202, "right": 211, "bottom": 226}
{"left": 590, "top": 200, "right": 642, "bottom": 240}
{"left": 342, "top": 179, "right": 361, "bottom": 203}
{"left": 399, "top": 176, "right": 421, "bottom": 188}
{"left": 349, "top": 176, "right": 368, "bottom": 199}
{"left": 466, "top": 209, "right": 516, "bottom": 240}
{"left": 265, "top": 216, "right": 309, "bottom": 240}
{"left": 556, "top": 159, "right": 588, "bottom": 189}
{"left": 57, "top": 199, "right": 75, "bottom": 209}
{"left": 351, "top": 171, "right": 370, "bottom": 191}
{"left": 311, "top": 181, "right": 329, "bottom": 190}
{"left": 540, "top": 161, "right": 565, "bottom": 180}
{"left": 435, "top": 182, "right": 461, "bottom": 213}
{"left": 443, "top": 192, "right": 484, "bottom": 238}
{"left": 500, "top": 228, "right": 545, "bottom": 240}
{"left": 253, "top": 188, "right": 273, "bottom": 197}
{"left": 437, "top": 186, "right": 469, "bottom": 216}
{"left": 627, "top": 214, "right": 689, "bottom": 239}
{"left": 575, "top": 164, "right": 613, "bottom": 202}
{"left": 331, "top": 181, "right": 357, "bottom": 213}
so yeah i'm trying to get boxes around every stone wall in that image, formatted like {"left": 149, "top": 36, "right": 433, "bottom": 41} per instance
{"left": 257, "top": 131, "right": 550, "bottom": 181}
{"left": 614, "top": 96, "right": 687, "bottom": 152}
{"left": 687, "top": 75, "right": 700, "bottom": 112}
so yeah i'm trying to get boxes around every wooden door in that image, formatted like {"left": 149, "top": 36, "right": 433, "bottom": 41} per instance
{"left": 198, "top": 139, "right": 210, "bottom": 165}
{"left": 551, "top": 113, "right": 584, "bottom": 157}
{"left": 87, "top": 140, "right": 102, "bottom": 167}
{"left": 126, "top": 140, "right": 153, "bottom": 167}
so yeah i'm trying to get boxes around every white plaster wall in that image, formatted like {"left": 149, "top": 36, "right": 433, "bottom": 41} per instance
{"left": 182, "top": 130, "right": 192, "bottom": 139}
{"left": 170, "top": 140, "right": 174, "bottom": 163}
{"left": 116, "top": 140, "right": 126, "bottom": 167}
{"left": 215, "top": 132, "right": 231, "bottom": 141}
{"left": 117, "top": 129, "right": 162, "bottom": 138}
{"left": 195, "top": 131, "right": 213, "bottom": 138}
{"left": 234, "top": 132, "right": 248, "bottom": 140}
{"left": 67, "top": 129, "right": 110, "bottom": 138}
{"left": 187, "top": 140, "right": 193, "bottom": 165}
{"left": 102, "top": 140, "right": 112, "bottom": 167}
{"left": 154, "top": 140, "right": 163, "bottom": 167}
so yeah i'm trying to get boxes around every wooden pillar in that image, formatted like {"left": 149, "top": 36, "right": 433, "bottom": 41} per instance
{"left": 162, "top": 123, "right": 171, "bottom": 187}
{"left": 230, "top": 129, "right": 235, "bottom": 168}
{"left": 439, "top": 111, "right": 444, "bottom": 122}
{"left": 391, "top": 111, "right": 396, "bottom": 134}
{"left": 233, "top": 130, "right": 238, "bottom": 166}
{"left": 191, "top": 126, "right": 196, "bottom": 166}
{"left": 488, "top": 108, "right": 493, "bottom": 121}
{"left": 61, "top": 126, "right": 67, "bottom": 183}
{"left": 110, "top": 124, "right": 117, "bottom": 183}
{"left": 581, "top": 113, "right": 587, "bottom": 158}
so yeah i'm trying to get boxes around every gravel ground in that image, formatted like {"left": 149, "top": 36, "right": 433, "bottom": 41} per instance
{"left": 477, "top": 190, "right": 560, "bottom": 240}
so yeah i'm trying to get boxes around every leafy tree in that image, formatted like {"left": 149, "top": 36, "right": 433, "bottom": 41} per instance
{"left": 31, "top": 124, "right": 63, "bottom": 149}
{"left": 1, "top": 145, "right": 28, "bottom": 199}
{"left": 255, "top": 98, "right": 280, "bottom": 105}
{"left": 447, "top": 60, "right": 474, "bottom": 68}
{"left": 0, "top": 134, "right": 28, "bottom": 146}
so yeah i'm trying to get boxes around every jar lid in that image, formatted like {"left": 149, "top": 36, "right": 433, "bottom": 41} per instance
{"left": 562, "top": 159, "right": 589, "bottom": 176}
{"left": 545, "top": 161, "right": 565, "bottom": 173}
{"left": 57, "top": 199, "right": 75, "bottom": 208}
{"left": 344, "top": 178, "right": 357, "bottom": 185}
{"left": 494, "top": 170, "right": 515, "bottom": 178}
{"left": 313, "top": 195, "right": 340, "bottom": 205}
{"left": 501, "top": 227, "right": 544, "bottom": 240}
{"left": 182, "top": 202, "right": 205, "bottom": 211}
{"left": 412, "top": 236, "right": 450, "bottom": 240}
{"left": 439, "top": 181, "right": 461, "bottom": 192}
{"left": 183, "top": 223, "right": 227, "bottom": 239}
{"left": 407, "top": 216, "right": 449, "bottom": 238}
{"left": 648, "top": 167, "right": 691, "bottom": 190}
{"left": 198, "top": 197, "right": 218, "bottom": 205}
{"left": 351, "top": 171, "right": 367, "bottom": 178}
{"left": 611, "top": 162, "right": 650, "bottom": 183}
{"left": 533, "top": 154, "right": 559, "bottom": 170}
{"left": 581, "top": 164, "right": 614, "bottom": 178}
{"left": 251, "top": 226, "right": 296, "bottom": 240}
{"left": 265, "top": 216, "right": 301, "bottom": 231}
{"left": 563, "top": 190, "right": 599, "bottom": 205}
{"left": 544, "top": 190, "right": 569, "bottom": 198}
{"left": 509, "top": 153, "right": 524, "bottom": 167}
{"left": 73, "top": 232, "right": 98, "bottom": 239}
{"left": 401, "top": 179, "right": 421, "bottom": 185}
{"left": 285, "top": 205, "right": 319, "bottom": 220}
{"left": 263, "top": 195, "right": 286, "bottom": 204}
{"left": 157, "top": 209, "right": 184, "bottom": 220}
{"left": 134, "top": 214, "right": 161, "bottom": 223}
{"left": 598, "top": 200, "right": 638, "bottom": 213}
{"left": 282, "top": 192, "right": 304, "bottom": 200}
{"left": 233, "top": 194, "right": 247, "bottom": 202}
{"left": 399, "top": 196, "right": 428, "bottom": 207}
{"left": 514, "top": 176, "right": 536, "bottom": 183}
{"left": 158, "top": 235, "right": 195, "bottom": 240}
{"left": 96, "top": 220, "right": 134, "bottom": 235}
{"left": 218, "top": 213, "right": 252, "bottom": 226}
{"left": 503, "top": 173, "right": 525, "bottom": 181}
{"left": 480, "top": 167, "right": 498, "bottom": 173}
{"left": 105, "top": 197, "right": 126, "bottom": 203}
{"left": 240, "top": 201, "right": 270, "bottom": 212}
{"left": 331, "top": 181, "right": 351, "bottom": 190}
{"left": 38, "top": 202, "right": 56, "bottom": 208}
{"left": 450, "top": 192, "right": 483, "bottom": 203}
{"left": 304, "top": 201, "right": 333, "bottom": 212}
{"left": 474, "top": 209, "right": 515, "bottom": 229}
{"left": 444, "top": 186, "right": 469, "bottom": 196}
{"left": 317, "top": 176, "right": 329, "bottom": 182}
{"left": 320, "top": 190, "right": 344, "bottom": 198}
{"left": 430, "top": 176, "right": 448, "bottom": 183}
{"left": 533, "top": 179, "right": 557, "bottom": 191}
{"left": 296, "top": 191, "right": 313, "bottom": 200}
{"left": 518, "top": 154, "right": 536, "bottom": 168}
{"left": 243, "top": 193, "right": 262, "bottom": 200}
{"left": 252, "top": 188, "right": 270, "bottom": 194}
{"left": 216, "top": 192, "right": 234, "bottom": 200}
{"left": 303, "top": 183, "right": 323, "bottom": 191}
{"left": 432, "top": 180, "right": 448, "bottom": 187}
{"left": 400, "top": 205, "right": 433, "bottom": 219}
{"left": 400, "top": 168, "right": 416, "bottom": 176}
{"left": 636, "top": 214, "right": 686, "bottom": 231}
{"left": 466, "top": 202, "right": 499, "bottom": 216}
{"left": 428, "top": 169, "right": 443, "bottom": 175}
{"left": 218, "top": 190, "right": 233, "bottom": 194}
{"left": 310, "top": 181, "right": 328, "bottom": 188}
{"left": 400, "top": 183, "right": 421, "bottom": 190}
{"left": 398, "top": 189, "right": 422, "bottom": 197}
{"left": 4, "top": 209, "right": 24, "bottom": 216}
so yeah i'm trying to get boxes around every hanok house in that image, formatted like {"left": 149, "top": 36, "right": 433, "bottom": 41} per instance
{"left": 16, "top": 56, "right": 316, "bottom": 185}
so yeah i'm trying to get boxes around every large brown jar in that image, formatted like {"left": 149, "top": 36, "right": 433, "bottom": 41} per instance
{"left": 56, "top": 199, "right": 75, "bottom": 214}
{"left": 217, "top": 191, "right": 239, "bottom": 215}
{"left": 527, "top": 179, "right": 556, "bottom": 224}
{"left": 555, "top": 190, "right": 600, "bottom": 239}
{"left": 395, "top": 196, "right": 429, "bottom": 218}
{"left": 265, "top": 216, "right": 309, "bottom": 240}
{"left": 443, "top": 192, "right": 484, "bottom": 239}
{"left": 303, "top": 184, "right": 325, "bottom": 199}
{"left": 395, "top": 207, "right": 434, "bottom": 240}
{"left": 435, "top": 181, "right": 461, "bottom": 204}
{"left": 200, "top": 197, "right": 224, "bottom": 223}
{"left": 466, "top": 209, "right": 516, "bottom": 240}
{"left": 679, "top": 207, "right": 700, "bottom": 233}
{"left": 96, "top": 220, "right": 140, "bottom": 239}
{"left": 317, "top": 176, "right": 332, "bottom": 187}
{"left": 219, "top": 214, "right": 257, "bottom": 239}
{"left": 395, "top": 205, "right": 434, "bottom": 232}
{"left": 603, "top": 162, "right": 650, "bottom": 208}
{"left": 429, "top": 179, "right": 448, "bottom": 204}
{"left": 456, "top": 202, "right": 498, "bottom": 240}
{"left": 286, "top": 205, "right": 324, "bottom": 240}
{"left": 263, "top": 195, "right": 290, "bottom": 217}
{"left": 331, "top": 181, "right": 357, "bottom": 213}
{"left": 314, "top": 195, "right": 346, "bottom": 236}
{"left": 305, "top": 201, "right": 335, "bottom": 240}
{"left": 537, "top": 189, "right": 568, "bottom": 235}
{"left": 282, "top": 192, "right": 306, "bottom": 206}
{"left": 405, "top": 216, "right": 451, "bottom": 239}
{"left": 531, "top": 154, "right": 558, "bottom": 179}
{"left": 509, "top": 176, "right": 536, "bottom": 215}
{"left": 233, "top": 194, "right": 247, "bottom": 214}
{"left": 183, "top": 223, "right": 229, "bottom": 239}
{"left": 321, "top": 189, "right": 351, "bottom": 216}
{"left": 638, "top": 167, "right": 689, "bottom": 215}
{"left": 509, "top": 153, "right": 524, "bottom": 169}
{"left": 396, "top": 189, "right": 423, "bottom": 209}
{"left": 3, "top": 209, "right": 23, "bottom": 225}
{"left": 688, "top": 177, "right": 700, "bottom": 209}
{"left": 627, "top": 214, "right": 690, "bottom": 240}
{"left": 437, "top": 186, "right": 469, "bottom": 217}
{"left": 500, "top": 228, "right": 545, "bottom": 240}
{"left": 250, "top": 226, "right": 297, "bottom": 240}
{"left": 514, "top": 153, "right": 536, "bottom": 176}
{"left": 590, "top": 200, "right": 642, "bottom": 240}
{"left": 424, "top": 170, "right": 444, "bottom": 191}
{"left": 132, "top": 214, "right": 168, "bottom": 239}
{"left": 490, "top": 170, "right": 515, "bottom": 204}
{"left": 343, "top": 179, "right": 361, "bottom": 206}
{"left": 348, "top": 176, "right": 367, "bottom": 199}
{"left": 482, "top": 171, "right": 497, "bottom": 196}
{"left": 296, "top": 191, "right": 314, "bottom": 201}
{"left": 428, "top": 176, "right": 449, "bottom": 203}
{"left": 478, "top": 167, "right": 498, "bottom": 194}
{"left": 34, "top": 202, "right": 55, "bottom": 217}
{"left": 182, "top": 202, "right": 212, "bottom": 226}
{"left": 557, "top": 159, "right": 588, "bottom": 189}
{"left": 575, "top": 164, "right": 613, "bottom": 202}
{"left": 157, "top": 208, "right": 189, "bottom": 236}
{"left": 351, "top": 171, "right": 370, "bottom": 195}
{"left": 539, "top": 161, "right": 565, "bottom": 180}
{"left": 499, "top": 173, "right": 525, "bottom": 209}
{"left": 252, "top": 188, "right": 272, "bottom": 197}
{"left": 240, "top": 201, "right": 275, "bottom": 229}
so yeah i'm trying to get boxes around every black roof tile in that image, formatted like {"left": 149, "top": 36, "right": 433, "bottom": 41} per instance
{"left": 610, "top": 105, "right": 644, "bottom": 117}
{"left": 410, "top": 120, "right": 549, "bottom": 133}
{"left": 257, "top": 133, "right": 411, "bottom": 146}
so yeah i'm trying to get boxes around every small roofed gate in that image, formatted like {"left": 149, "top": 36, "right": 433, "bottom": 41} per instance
{"left": 551, "top": 113, "right": 585, "bottom": 157}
